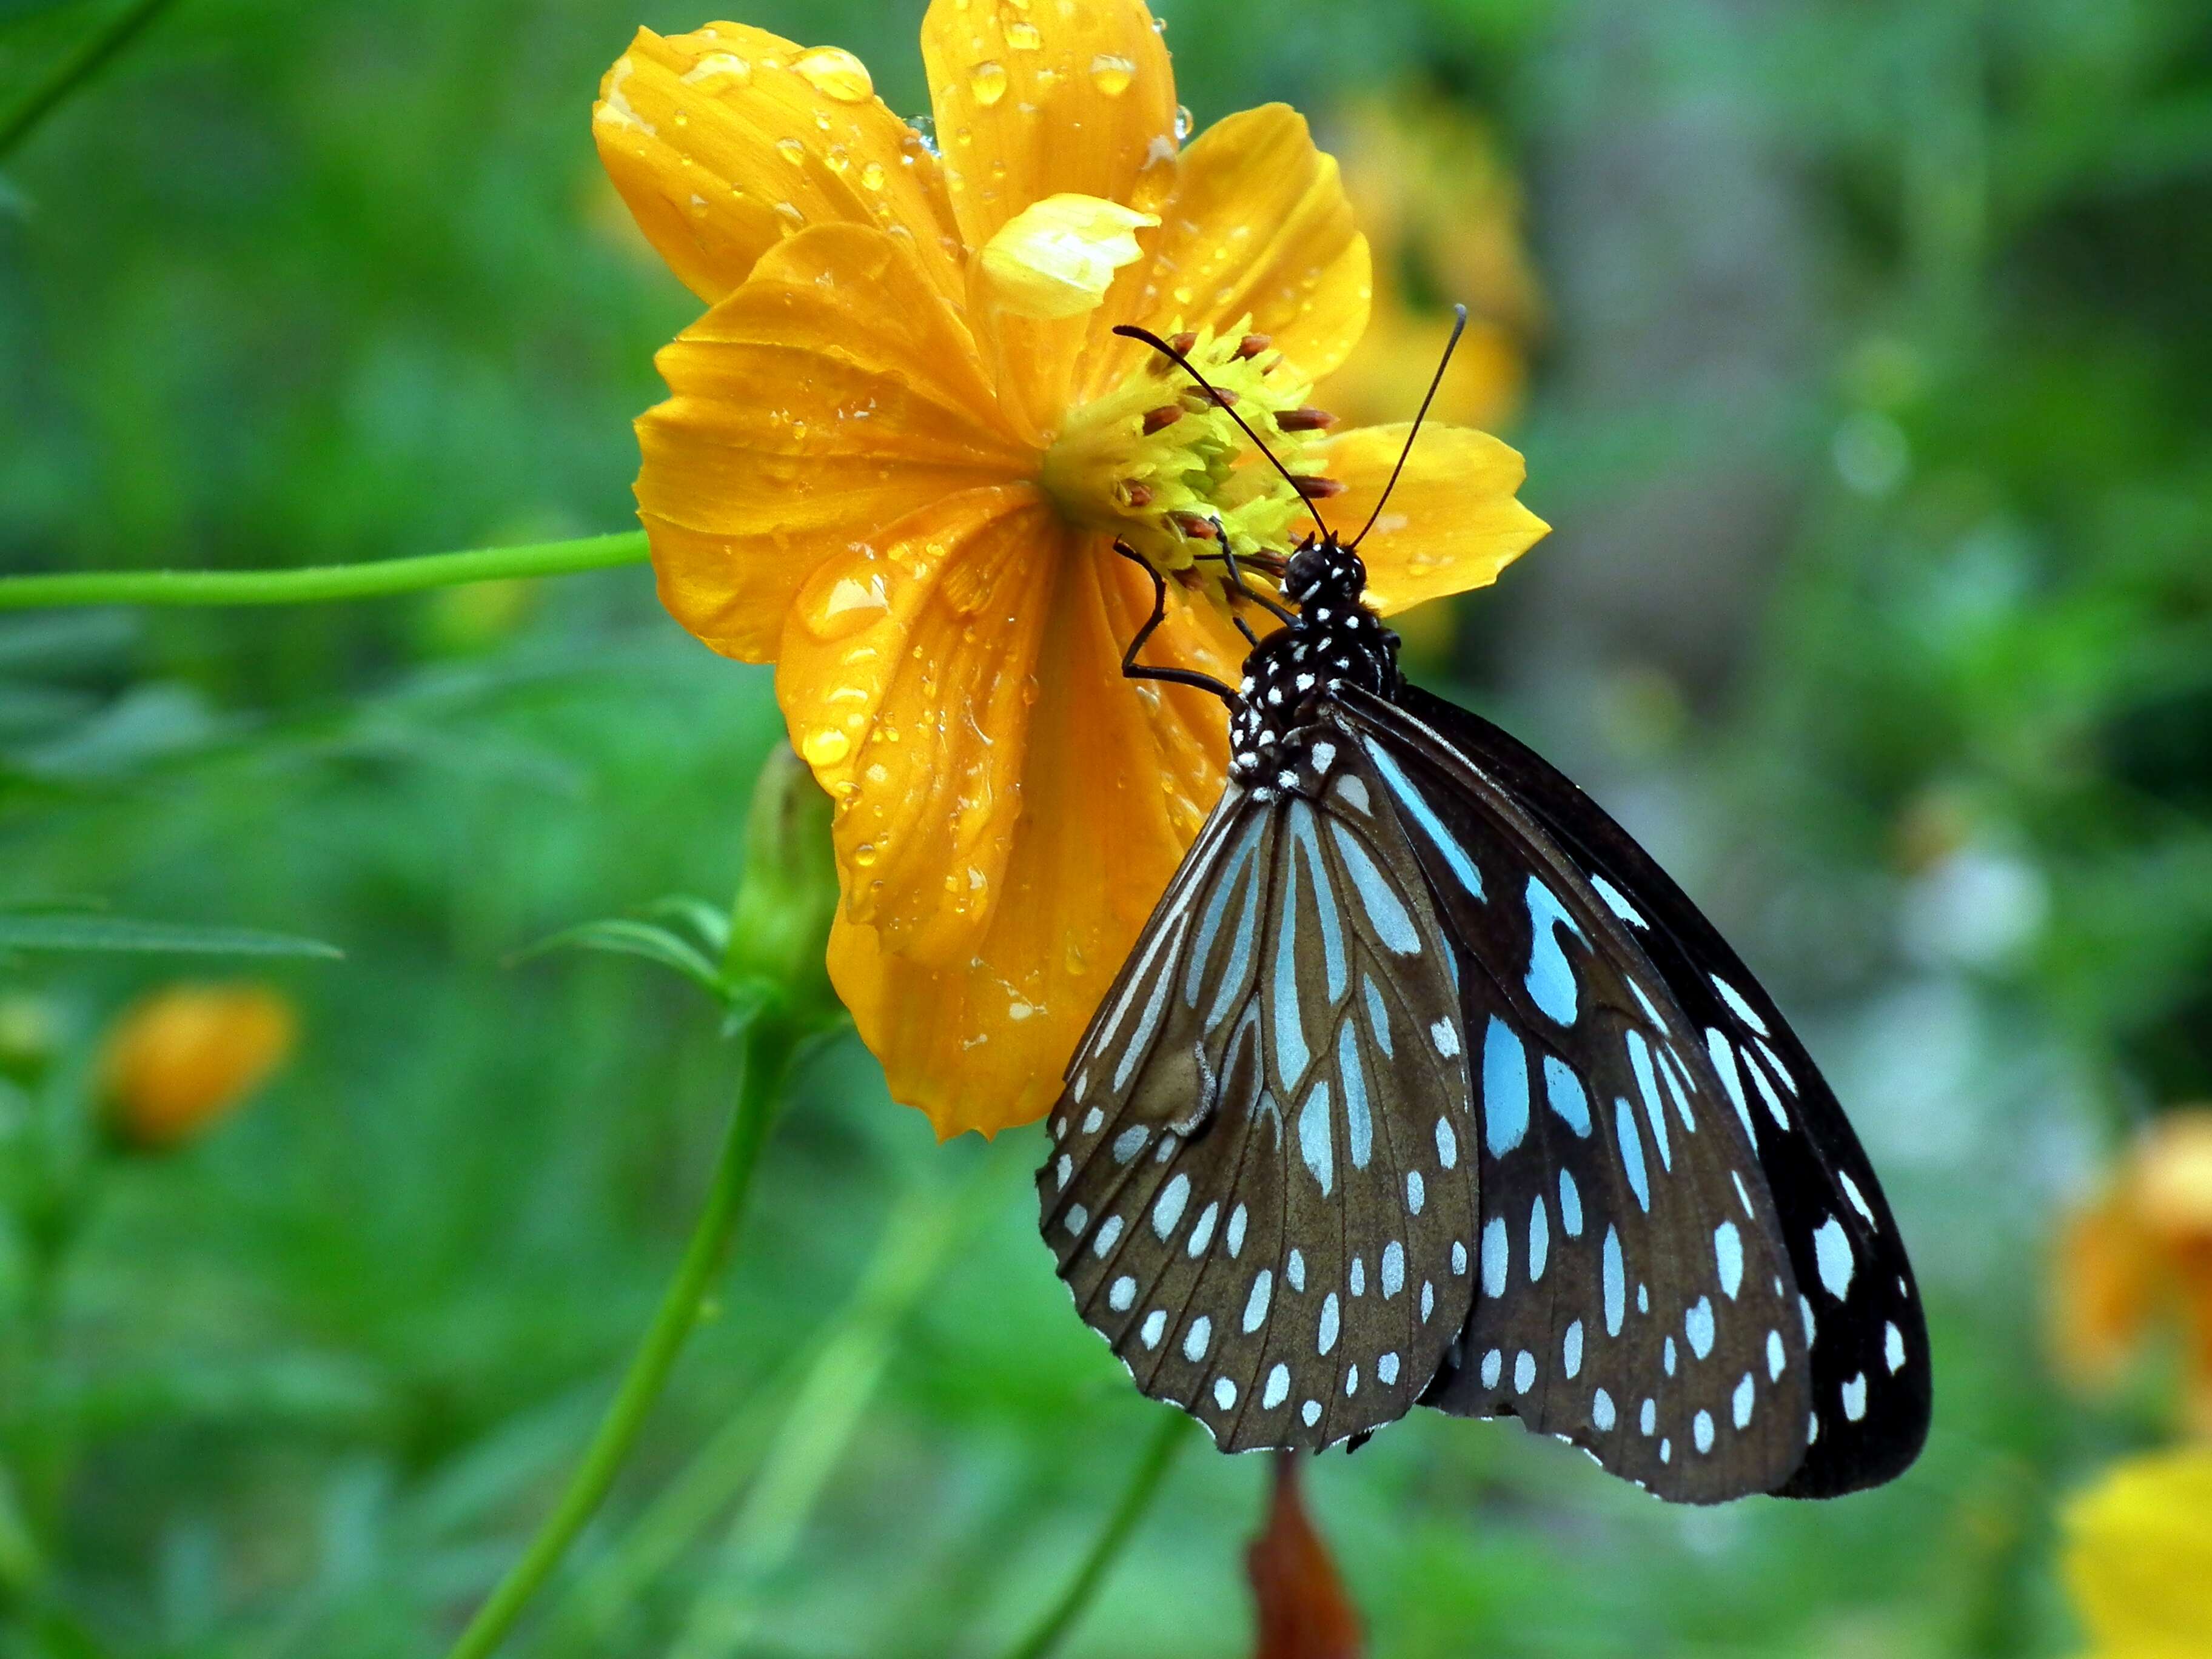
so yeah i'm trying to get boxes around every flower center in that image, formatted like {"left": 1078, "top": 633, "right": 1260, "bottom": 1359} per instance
{"left": 1038, "top": 321, "right": 1341, "bottom": 578}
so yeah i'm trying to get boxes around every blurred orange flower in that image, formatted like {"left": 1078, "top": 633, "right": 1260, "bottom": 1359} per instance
{"left": 2053, "top": 1110, "right": 2212, "bottom": 1435}
{"left": 594, "top": 5, "right": 1548, "bottom": 1135}
{"left": 99, "top": 984, "right": 297, "bottom": 1151}
{"left": 1318, "top": 93, "right": 1541, "bottom": 439}
{"left": 2062, "top": 1446, "right": 2212, "bottom": 1658}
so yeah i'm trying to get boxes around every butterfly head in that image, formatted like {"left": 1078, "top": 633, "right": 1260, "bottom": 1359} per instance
{"left": 1227, "top": 535, "right": 1399, "bottom": 800}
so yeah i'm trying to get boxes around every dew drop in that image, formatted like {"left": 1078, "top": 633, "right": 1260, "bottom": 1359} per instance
{"left": 1173, "top": 104, "right": 1193, "bottom": 141}
{"left": 853, "top": 842, "right": 880, "bottom": 867}
{"left": 801, "top": 728, "right": 852, "bottom": 766}
{"left": 1088, "top": 54, "right": 1136, "bottom": 96}
{"left": 970, "top": 59, "right": 1009, "bottom": 104}
{"left": 860, "top": 160, "right": 886, "bottom": 190}
{"left": 793, "top": 45, "right": 874, "bottom": 102}
{"left": 681, "top": 53, "right": 752, "bottom": 90}
{"left": 825, "top": 145, "right": 850, "bottom": 175}
{"left": 775, "top": 136, "right": 805, "bottom": 165}
{"left": 1005, "top": 20, "right": 1042, "bottom": 50}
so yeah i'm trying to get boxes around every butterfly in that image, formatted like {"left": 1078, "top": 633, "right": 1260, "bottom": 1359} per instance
{"left": 1034, "top": 312, "right": 1930, "bottom": 1504}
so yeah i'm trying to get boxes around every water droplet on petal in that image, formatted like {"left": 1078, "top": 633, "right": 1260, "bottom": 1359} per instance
{"left": 853, "top": 842, "right": 880, "bottom": 868}
{"left": 970, "top": 59, "right": 1009, "bottom": 104}
{"left": 794, "top": 45, "right": 874, "bottom": 102}
{"left": 775, "top": 136, "right": 805, "bottom": 165}
{"left": 860, "top": 160, "right": 886, "bottom": 190}
{"left": 681, "top": 53, "right": 752, "bottom": 90}
{"left": 825, "top": 144, "right": 850, "bottom": 175}
{"left": 801, "top": 728, "right": 852, "bottom": 766}
{"left": 1005, "top": 21, "right": 1042, "bottom": 50}
{"left": 1089, "top": 53, "right": 1136, "bottom": 96}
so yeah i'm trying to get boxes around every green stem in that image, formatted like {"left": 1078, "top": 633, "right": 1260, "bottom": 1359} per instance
{"left": 0, "top": 531, "right": 649, "bottom": 612}
{"left": 441, "top": 1013, "right": 799, "bottom": 1659}
{"left": 0, "top": 0, "right": 185, "bottom": 164}
{"left": 998, "top": 1412, "right": 1193, "bottom": 1659}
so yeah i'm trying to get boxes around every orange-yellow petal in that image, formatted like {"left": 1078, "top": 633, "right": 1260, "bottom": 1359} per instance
{"left": 2063, "top": 1447, "right": 2212, "bottom": 1658}
{"left": 1084, "top": 104, "right": 1372, "bottom": 398}
{"left": 637, "top": 224, "right": 1034, "bottom": 662}
{"left": 918, "top": 0, "right": 1177, "bottom": 256}
{"left": 780, "top": 486, "right": 1057, "bottom": 964}
{"left": 594, "top": 24, "right": 964, "bottom": 306}
{"left": 1316, "top": 423, "right": 1549, "bottom": 615}
{"left": 920, "top": 0, "right": 1180, "bottom": 437}
{"left": 828, "top": 543, "right": 1242, "bottom": 1138}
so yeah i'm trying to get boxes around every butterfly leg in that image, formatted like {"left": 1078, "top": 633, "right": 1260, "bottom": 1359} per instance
{"left": 1199, "top": 519, "right": 1298, "bottom": 630}
{"left": 1112, "top": 541, "right": 1238, "bottom": 705}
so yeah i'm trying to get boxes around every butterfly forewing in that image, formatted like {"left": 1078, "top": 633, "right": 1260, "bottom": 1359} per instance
{"left": 1039, "top": 755, "right": 1481, "bottom": 1451}
{"left": 1346, "top": 686, "right": 1930, "bottom": 1498}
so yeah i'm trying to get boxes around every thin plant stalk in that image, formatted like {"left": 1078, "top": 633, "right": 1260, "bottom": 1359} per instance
{"left": 441, "top": 1013, "right": 800, "bottom": 1659}
{"left": 0, "top": 531, "right": 649, "bottom": 612}
{"left": 997, "top": 1411, "right": 1195, "bottom": 1659}
{"left": 0, "top": 0, "right": 183, "bottom": 163}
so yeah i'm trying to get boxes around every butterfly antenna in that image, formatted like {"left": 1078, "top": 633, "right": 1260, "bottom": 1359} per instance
{"left": 1111, "top": 324, "right": 1335, "bottom": 542}
{"left": 1350, "top": 303, "right": 1469, "bottom": 549}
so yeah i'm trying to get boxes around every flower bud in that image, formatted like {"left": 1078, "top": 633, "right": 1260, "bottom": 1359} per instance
{"left": 99, "top": 984, "right": 297, "bottom": 1151}
{"left": 723, "top": 744, "right": 840, "bottom": 1026}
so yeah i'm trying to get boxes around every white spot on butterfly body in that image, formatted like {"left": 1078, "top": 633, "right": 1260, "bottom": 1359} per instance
{"left": 1309, "top": 740, "right": 1336, "bottom": 772}
{"left": 1382, "top": 1241, "right": 1405, "bottom": 1298}
{"left": 1065, "top": 1205, "right": 1089, "bottom": 1236}
{"left": 1614, "top": 1098, "right": 1651, "bottom": 1212}
{"left": 1326, "top": 820, "right": 1421, "bottom": 954}
{"left": 1435, "top": 1117, "right": 1458, "bottom": 1169}
{"left": 1481, "top": 1349, "right": 1503, "bottom": 1388}
{"left": 1055, "top": 1156, "right": 1072, "bottom": 1190}
{"left": 1514, "top": 1350, "right": 1536, "bottom": 1393}
{"left": 1529, "top": 1198, "right": 1550, "bottom": 1282}
{"left": 1302, "top": 1399, "right": 1321, "bottom": 1426}
{"left": 1264, "top": 1364, "right": 1290, "bottom": 1408}
{"left": 1592, "top": 876, "right": 1647, "bottom": 928}
{"left": 1184, "top": 1317, "right": 1212, "bottom": 1361}
{"left": 1663, "top": 1336, "right": 1677, "bottom": 1375}
{"left": 1406, "top": 1170, "right": 1425, "bottom": 1214}
{"left": 1080, "top": 1107, "right": 1103, "bottom": 1135}
{"left": 1640, "top": 1398, "right": 1657, "bottom": 1435}
{"left": 1706, "top": 1030, "right": 1755, "bottom": 1143}
{"left": 1564, "top": 1319, "right": 1584, "bottom": 1379}
{"left": 1694, "top": 1410, "right": 1715, "bottom": 1454}
{"left": 1842, "top": 1170, "right": 1877, "bottom": 1225}
{"left": 1813, "top": 1216, "right": 1854, "bottom": 1299}
{"left": 1603, "top": 1228, "right": 1626, "bottom": 1336}
{"left": 1378, "top": 1351, "right": 1400, "bottom": 1385}
{"left": 1592, "top": 1386, "right": 1616, "bottom": 1430}
{"left": 1481, "top": 1218, "right": 1509, "bottom": 1296}
{"left": 1768, "top": 1329, "right": 1786, "bottom": 1380}
{"left": 1421, "top": 1281, "right": 1435, "bottom": 1320}
{"left": 1319, "top": 1293, "right": 1341, "bottom": 1355}
{"left": 1287, "top": 1249, "right": 1306, "bottom": 1292}
{"left": 1346, "top": 1364, "right": 1361, "bottom": 1396}
{"left": 1109, "top": 1277, "right": 1135, "bottom": 1311}
{"left": 1734, "top": 1372, "right": 1756, "bottom": 1429}
{"left": 1298, "top": 1081, "right": 1335, "bottom": 1198}
{"left": 1112, "top": 1127, "right": 1148, "bottom": 1165}
{"left": 1214, "top": 1377, "right": 1237, "bottom": 1410}
{"left": 1686, "top": 1298, "right": 1716, "bottom": 1360}
{"left": 1152, "top": 1175, "right": 1190, "bottom": 1239}
{"left": 1244, "top": 1270, "right": 1274, "bottom": 1332}
{"left": 1558, "top": 1169, "right": 1584, "bottom": 1238}
{"left": 1842, "top": 1373, "right": 1868, "bottom": 1421}
{"left": 1141, "top": 1310, "right": 1166, "bottom": 1349}
{"left": 1885, "top": 1321, "right": 1906, "bottom": 1372}
{"left": 1451, "top": 1239, "right": 1468, "bottom": 1276}
{"left": 1544, "top": 1057, "right": 1592, "bottom": 1136}
{"left": 1714, "top": 1222, "right": 1744, "bottom": 1299}
{"left": 1711, "top": 974, "right": 1770, "bottom": 1034}
{"left": 1350, "top": 1256, "right": 1366, "bottom": 1297}
{"left": 1227, "top": 1204, "right": 1248, "bottom": 1258}
{"left": 1187, "top": 1202, "right": 1218, "bottom": 1256}
{"left": 1093, "top": 1216, "right": 1124, "bottom": 1256}
{"left": 1431, "top": 1019, "right": 1461, "bottom": 1059}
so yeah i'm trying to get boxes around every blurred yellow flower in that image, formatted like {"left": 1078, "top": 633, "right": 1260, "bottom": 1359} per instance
{"left": 2053, "top": 1110, "right": 2212, "bottom": 1435}
{"left": 2062, "top": 1446, "right": 2212, "bottom": 1658}
{"left": 594, "top": 6, "right": 1548, "bottom": 1135}
{"left": 1318, "top": 93, "right": 1541, "bottom": 438}
{"left": 99, "top": 984, "right": 297, "bottom": 1151}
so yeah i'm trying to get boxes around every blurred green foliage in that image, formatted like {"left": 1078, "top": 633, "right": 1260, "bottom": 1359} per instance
{"left": 3, "top": 0, "right": 2211, "bottom": 1655}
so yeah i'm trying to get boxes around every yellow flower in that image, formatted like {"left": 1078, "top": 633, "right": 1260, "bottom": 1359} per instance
{"left": 2062, "top": 1446, "right": 2212, "bottom": 1658}
{"left": 595, "top": 5, "right": 1549, "bottom": 1136}
{"left": 2053, "top": 1110, "right": 2212, "bottom": 1436}
{"left": 99, "top": 984, "right": 297, "bottom": 1151}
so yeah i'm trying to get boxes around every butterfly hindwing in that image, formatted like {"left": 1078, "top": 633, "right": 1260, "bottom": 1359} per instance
{"left": 1347, "top": 685, "right": 1930, "bottom": 1498}
{"left": 1039, "top": 754, "right": 1481, "bottom": 1452}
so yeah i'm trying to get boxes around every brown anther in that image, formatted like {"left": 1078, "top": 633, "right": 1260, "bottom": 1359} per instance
{"left": 1146, "top": 331, "right": 1201, "bottom": 374}
{"left": 1168, "top": 330, "right": 1198, "bottom": 356}
{"left": 1290, "top": 475, "right": 1347, "bottom": 500}
{"left": 1235, "top": 333, "right": 1273, "bottom": 360}
{"left": 1142, "top": 405, "right": 1182, "bottom": 435}
{"left": 1182, "top": 386, "right": 1239, "bottom": 411}
{"left": 1122, "top": 481, "right": 1155, "bottom": 508}
{"left": 1169, "top": 512, "right": 1220, "bottom": 540}
{"left": 1275, "top": 406, "right": 1338, "bottom": 433}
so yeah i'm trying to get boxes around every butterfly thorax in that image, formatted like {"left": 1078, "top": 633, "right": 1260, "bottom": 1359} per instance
{"left": 1227, "top": 537, "right": 1400, "bottom": 803}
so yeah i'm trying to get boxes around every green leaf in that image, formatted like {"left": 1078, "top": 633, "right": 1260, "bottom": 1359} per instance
{"left": 641, "top": 894, "right": 732, "bottom": 956}
{"left": 511, "top": 919, "right": 724, "bottom": 997}
{"left": 0, "top": 913, "right": 344, "bottom": 958}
